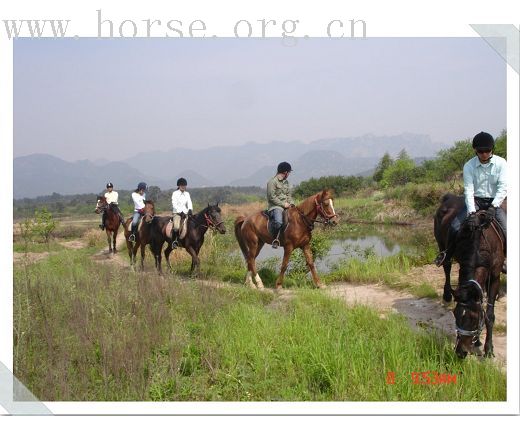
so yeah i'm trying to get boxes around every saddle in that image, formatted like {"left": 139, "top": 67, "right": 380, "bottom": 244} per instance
{"left": 263, "top": 209, "right": 289, "bottom": 239}
{"left": 166, "top": 217, "right": 188, "bottom": 240}
{"left": 126, "top": 216, "right": 144, "bottom": 233}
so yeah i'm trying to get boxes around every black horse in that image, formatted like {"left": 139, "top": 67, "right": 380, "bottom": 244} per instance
{"left": 149, "top": 204, "right": 226, "bottom": 275}
{"left": 434, "top": 194, "right": 506, "bottom": 358}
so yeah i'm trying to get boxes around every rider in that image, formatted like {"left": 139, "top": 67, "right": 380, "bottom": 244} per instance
{"left": 171, "top": 177, "right": 193, "bottom": 249}
{"left": 435, "top": 131, "right": 507, "bottom": 271}
{"left": 129, "top": 182, "right": 147, "bottom": 243}
{"left": 99, "top": 182, "right": 125, "bottom": 230}
{"left": 267, "top": 162, "right": 294, "bottom": 249}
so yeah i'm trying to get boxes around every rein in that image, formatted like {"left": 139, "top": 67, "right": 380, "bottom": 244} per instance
{"left": 189, "top": 210, "right": 224, "bottom": 231}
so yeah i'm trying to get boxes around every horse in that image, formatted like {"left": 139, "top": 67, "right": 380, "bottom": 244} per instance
{"left": 148, "top": 204, "right": 226, "bottom": 275}
{"left": 94, "top": 196, "right": 121, "bottom": 253}
{"left": 123, "top": 200, "right": 155, "bottom": 270}
{"left": 234, "top": 189, "right": 339, "bottom": 290}
{"left": 434, "top": 194, "right": 505, "bottom": 358}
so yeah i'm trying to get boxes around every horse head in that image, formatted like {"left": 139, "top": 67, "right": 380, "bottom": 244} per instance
{"left": 453, "top": 279, "right": 485, "bottom": 358}
{"left": 316, "top": 189, "right": 339, "bottom": 226}
{"left": 143, "top": 200, "right": 155, "bottom": 223}
{"left": 205, "top": 203, "right": 226, "bottom": 234}
{"left": 95, "top": 196, "right": 108, "bottom": 214}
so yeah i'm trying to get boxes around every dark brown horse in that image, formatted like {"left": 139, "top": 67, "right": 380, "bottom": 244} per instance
{"left": 434, "top": 194, "right": 505, "bottom": 358}
{"left": 149, "top": 204, "right": 226, "bottom": 275}
{"left": 235, "top": 190, "right": 339, "bottom": 290}
{"left": 123, "top": 200, "right": 155, "bottom": 270}
{"left": 95, "top": 196, "right": 121, "bottom": 253}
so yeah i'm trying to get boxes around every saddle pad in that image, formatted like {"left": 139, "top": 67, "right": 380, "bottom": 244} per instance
{"left": 179, "top": 219, "right": 188, "bottom": 240}
{"left": 165, "top": 220, "right": 173, "bottom": 238}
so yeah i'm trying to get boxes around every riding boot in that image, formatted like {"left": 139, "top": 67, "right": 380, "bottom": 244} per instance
{"left": 129, "top": 226, "right": 137, "bottom": 243}
{"left": 171, "top": 230, "right": 178, "bottom": 249}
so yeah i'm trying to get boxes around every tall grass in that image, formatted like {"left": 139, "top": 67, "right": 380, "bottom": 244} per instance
{"left": 14, "top": 249, "right": 505, "bottom": 401}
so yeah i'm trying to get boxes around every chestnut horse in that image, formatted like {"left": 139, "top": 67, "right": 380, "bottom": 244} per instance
{"left": 123, "top": 200, "right": 155, "bottom": 270}
{"left": 234, "top": 190, "right": 339, "bottom": 289}
{"left": 434, "top": 194, "right": 506, "bottom": 358}
{"left": 95, "top": 196, "right": 120, "bottom": 253}
{"left": 149, "top": 204, "right": 226, "bottom": 275}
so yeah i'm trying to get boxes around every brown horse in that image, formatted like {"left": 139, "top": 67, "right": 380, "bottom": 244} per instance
{"left": 95, "top": 196, "right": 121, "bottom": 253}
{"left": 234, "top": 190, "right": 339, "bottom": 289}
{"left": 123, "top": 200, "right": 155, "bottom": 270}
{"left": 434, "top": 194, "right": 506, "bottom": 358}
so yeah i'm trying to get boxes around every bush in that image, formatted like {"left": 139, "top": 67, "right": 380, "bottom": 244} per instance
{"left": 293, "top": 176, "right": 368, "bottom": 199}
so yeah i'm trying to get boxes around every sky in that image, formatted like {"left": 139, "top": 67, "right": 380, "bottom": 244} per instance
{"left": 14, "top": 37, "right": 507, "bottom": 161}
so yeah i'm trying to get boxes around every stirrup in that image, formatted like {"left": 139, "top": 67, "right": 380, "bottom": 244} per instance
{"left": 502, "top": 261, "right": 507, "bottom": 274}
{"left": 171, "top": 239, "right": 178, "bottom": 249}
{"left": 434, "top": 251, "right": 447, "bottom": 267}
{"left": 129, "top": 234, "right": 136, "bottom": 243}
{"left": 271, "top": 238, "right": 280, "bottom": 249}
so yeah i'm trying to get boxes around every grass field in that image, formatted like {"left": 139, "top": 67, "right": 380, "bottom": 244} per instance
{"left": 12, "top": 195, "right": 507, "bottom": 401}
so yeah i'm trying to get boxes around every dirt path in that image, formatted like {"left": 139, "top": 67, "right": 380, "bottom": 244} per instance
{"left": 327, "top": 281, "right": 506, "bottom": 366}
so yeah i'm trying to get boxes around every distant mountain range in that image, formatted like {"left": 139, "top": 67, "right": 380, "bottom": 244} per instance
{"left": 13, "top": 133, "right": 444, "bottom": 198}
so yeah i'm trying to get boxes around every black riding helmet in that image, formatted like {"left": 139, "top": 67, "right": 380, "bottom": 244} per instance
{"left": 472, "top": 132, "right": 494, "bottom": 152}
{"left": 137, "top": 182, "right": 147, "bottom": 191}
{"left": 177, "top": 177, "right": 188, "bottom": 187}
{"left": 106, "top": 182, "right": 113, "bottom": 189}
{"left": 277, "top": 162, "right": 292, "bottom": 174}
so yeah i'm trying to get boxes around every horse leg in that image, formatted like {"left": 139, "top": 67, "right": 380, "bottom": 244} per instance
{"left": 106, "top": 229, "right": 112, "bottom": 253}
{"left": 164, "top": 244, "right": 173, "bottom": 272}
{"left": 484, "top": 275, "right": 500, "bottom": 357}
{"left": 275, "top": 244, "right": 294, "bottom": 290}
{"left": 187, "top": 247, "right": 200, "bottom": 276}
{"left": 442, "top": 261, "right": 454, "bottom": 302}
{"left": 302, "top": 244, "right": 323, "bottom": 288}
{"left": 140, "top": 242, "right": 146, "bottom": 271}
{"left": 245, "top": 243, "right": 263, "bottom": 289}
{"left": 113, "top": 229, "right": 118, "bottom": 253}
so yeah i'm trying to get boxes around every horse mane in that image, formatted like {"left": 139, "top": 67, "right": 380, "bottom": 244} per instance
{"left": 455, "top": 216, "right": 484, "bottom": 282}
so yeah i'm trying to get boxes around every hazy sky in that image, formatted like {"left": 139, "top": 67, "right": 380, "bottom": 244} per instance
{"left": 14, "top": 37, "right": 506, "bottom": 161}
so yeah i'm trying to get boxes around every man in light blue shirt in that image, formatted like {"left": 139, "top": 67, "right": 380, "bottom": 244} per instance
{"left": 436, "top": 132, "right": 507, "bottom": 271}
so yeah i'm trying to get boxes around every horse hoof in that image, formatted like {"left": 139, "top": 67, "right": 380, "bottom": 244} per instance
{"left": 442, "top": 292, "right": 453, "bottom": 303}
{"left": 317, "top": 283, "right": 326, "bottom": 289}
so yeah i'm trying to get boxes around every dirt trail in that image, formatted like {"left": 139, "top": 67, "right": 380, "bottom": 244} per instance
{"left": 327, "top": 281, "right": 506, "bottom": 366}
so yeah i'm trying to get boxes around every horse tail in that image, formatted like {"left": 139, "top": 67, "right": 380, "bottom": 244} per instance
{"left": 234, "top": 216, "right": 249, "bottom": 258}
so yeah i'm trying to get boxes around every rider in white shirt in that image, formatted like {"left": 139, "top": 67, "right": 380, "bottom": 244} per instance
{"left": 129, "top": 182, "right": 147, "bottom": 242}
{"left": 99, "top": 182, "right": 125, "bottom": 229}
{"left": 171, "top": 177, "right": 193, "bottom": 248}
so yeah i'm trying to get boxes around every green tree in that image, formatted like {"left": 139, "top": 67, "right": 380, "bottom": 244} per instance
{"left": 373, "top": 152, "right": 394, "bottom": 182}
{"left": 32, "top": 208, "right": 58, "bottom": 245}
{"left": 380, "top": 149, "right": 416, "bottom": 188}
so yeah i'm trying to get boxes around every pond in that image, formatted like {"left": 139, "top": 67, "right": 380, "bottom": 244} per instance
{"left": 251, "top": 224, "right": 431, "bottom": 273}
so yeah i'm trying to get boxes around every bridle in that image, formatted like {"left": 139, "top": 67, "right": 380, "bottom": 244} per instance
{"left": 297, "top": 196, "right": 338, "bottom": 228}
{"left": 203, "top": 212, "right": 224, "bottom": 230}
{"left": 455, "top": 279, "right": 487, "bottom": 344}
{"left": 188, "top": 210, "right": 224, "bottom": 231}
{"left": 95, "top": 198, "right": 108, "bottom": 214}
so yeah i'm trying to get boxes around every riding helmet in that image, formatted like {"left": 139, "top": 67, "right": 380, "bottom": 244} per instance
{"left": 177, "top": 177, "right": 188, "bottom": 187}
{"left": 137, "top": 182, "right": 147, "bottom": 191}
{"left": 472, "top": 132, "right": 494, "bottom": 151}
{"left": 277, "top": 162, "right": 292, "bottom": 173}
{"left": 106, "top": 182, "right": 113, "bottom": 188}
